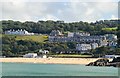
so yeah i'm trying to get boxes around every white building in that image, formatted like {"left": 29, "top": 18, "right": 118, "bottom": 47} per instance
{"left": 68, "top": 32, "right": 74, "bottom": 37}
{"left": 74, "top": 32, "right": 90, "bottom": 37}
{"left": 67, "top": 32, "right": 90, "bottom": 37}
{"left": 105, "top": 34, "right": 117, "bottom": 41}
{"left": 99, "top": 40, "right": 108, "bottom": 47}
{"left": 5, "top": 29, "right": 34, "bottom": 35}
{"left": 91, "top": 43, "right": 99, "bottom": 49}
{"left": 39, "top": 49, "right": 49, "bottom": 54}
{"left": 104, "top": 55, "right": 120, "bottom": 58}
{"left": 23, "top": 53, "right": 38, "bottom": 58}
{"left": 76, "top": 43, "right": 100, "bottom": 53}
{"left": 76, "top": 44, "right": 92, "bottom": 51}
{"left": 50, "top": 30, "right": 63, "bottom": 36}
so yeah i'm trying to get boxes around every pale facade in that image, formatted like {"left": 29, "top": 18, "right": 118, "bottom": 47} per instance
{"left": 91, "top": 43, "right": 99, "bottom": 49}
{"left": 76, "top": 44, "right": 92, "bottom": 51}
{"left": 5, "top": 29, "right": 34, "bottom": 35}
{"left": 23, "top": 53, "right": 37, "bottom": 58}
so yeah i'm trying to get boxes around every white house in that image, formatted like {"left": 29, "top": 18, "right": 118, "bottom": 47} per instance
{"left": 39, "top": 49, "right": 49, "bottom": 54}
{"left": 23, "top": 53, "right": 38, "bottom": 58}
{"left": 105, "top": 34, "right": 117, "bottom": 41}
{"left": 76, "top": 44, "right": 92, "bottom": 51}
{"left": 5, "top": 29, "right": 34, "bottom": 35}
{"left": 50, "top": 30, "right": 63, "bottom": 36}
{"left": 68, "top": 32, "right": 74, "bottom": 37}
{"left": 91, "top": 43, "right": 99, "bottom": 49}
{"left": 99, "top": 40, "right": 108, "bottom": 47}
{"left": 74, "top": 32, "right": 90, "bottom": 37}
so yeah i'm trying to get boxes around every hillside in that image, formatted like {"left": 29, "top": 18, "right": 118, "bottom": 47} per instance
{"left": 2, "top": 34, "right": 48, "bottom": 43}
{"left": 102, "top": 27, "right": 117, "bottom": 31}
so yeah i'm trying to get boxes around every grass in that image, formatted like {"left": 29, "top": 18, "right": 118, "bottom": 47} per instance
{"left": 0, "top": 34, "right": 2, "bottom": 37}
{"left": 50, "top": 54, "right": 92, "bottom": 58}
{"left": 102, "top": 27, "right": 117, "bottom": 31}
{"left": 3, "top": 34, "right": 48, "bottom": 43}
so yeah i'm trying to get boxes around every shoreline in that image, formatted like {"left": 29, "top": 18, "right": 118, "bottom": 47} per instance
{"left": 0, "top": 58, "right": 112, "bottom": 65}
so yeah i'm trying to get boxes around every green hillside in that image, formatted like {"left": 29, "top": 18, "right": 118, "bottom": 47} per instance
{"left": 3, "top": 34, "right": 48, "bottom": 43}
{"left": 102, "top": 27, "right": 117, "bottom": 31}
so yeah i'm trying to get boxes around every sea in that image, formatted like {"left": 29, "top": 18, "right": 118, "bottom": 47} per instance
{"left": 1, "top": 62, "right": 119, "bottom": 76}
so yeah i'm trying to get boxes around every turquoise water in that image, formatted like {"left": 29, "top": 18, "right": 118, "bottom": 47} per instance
{"left": 1, "top": 63, "right": 118, "bottom": 76}
{"left": 0, "top": 62, "right": 2, "bottom": 78}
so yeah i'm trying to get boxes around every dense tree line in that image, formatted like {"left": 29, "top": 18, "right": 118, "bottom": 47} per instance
{"left": 2, "top": 36, "right": 43, "bottom": 56}
{"left": 91, "top": 46, "right": 120, "bottom": 57}
{"left": 2, "top": 35, "right": 77, "bottom": 57}
{"left": 1, "top": 20, "right": 119, "bottom": 35}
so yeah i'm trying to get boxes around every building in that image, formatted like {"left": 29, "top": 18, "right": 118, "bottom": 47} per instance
{"left": 73, "top": 32, "right": 90, "bottom": 37}
{"left": 49, "top": 30, "right": 107, "bottom": 44}
{"left": 68, "top": 32, "right": 74, "bottom": 37}
{"left": 76, "top": 43, "right": 100, "bottom": 53}
{"left": 49, "top": 30, "right": 63, "bottom": 36}
{"left": 91, "top": 43, "right": 99, "bottom": 49}
{"left": 105, "top": 34, "right": 117, "bottom": 41}
{"left": 105, "top": 34, "right": 117, "bottom": 47}
{"left": 5, "top": 29, "right": 34, "bottom": 35}
{"left": 49, "top": 35, "right": 107, "bottom": 47}
{"left": 49, "top": 30, "right": 109, "bottom": 53}
{"left": 76, "top": 42, "right": 100, "bottom": 53}
{"left": 108, "top": 41, "right": 117, "bottom": 47}
{"left": 67, "top": 32, "right": 90, "bottom": 37}
{"left": 76, "top": 44, "right": 92, "bottom": 53}
{"left": 99, "top": 40, "right": 108, "bottom": 47}
{"left": 39, "top": 49, "right": 49, "bottom": 54}
{"left": 23, "top": 53, "right": 38, "bottom": 58}
{"left": 104, "top": 55, "right": 120, "bottom": 58}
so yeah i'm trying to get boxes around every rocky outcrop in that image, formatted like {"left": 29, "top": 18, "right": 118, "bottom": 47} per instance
{"left": 86, "top": 58, "right": 120, "bottom": 67}
{"left": 86, "top": 58, "right": 109, "bottom": 66}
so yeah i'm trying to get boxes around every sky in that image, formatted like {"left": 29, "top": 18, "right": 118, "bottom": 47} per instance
{"left": 0, "top": 0, "right": 119, "bottom": 23}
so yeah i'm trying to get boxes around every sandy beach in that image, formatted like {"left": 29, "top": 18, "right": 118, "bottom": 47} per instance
{"left": 0, "top": 58, "right": 112, "bottom": 64}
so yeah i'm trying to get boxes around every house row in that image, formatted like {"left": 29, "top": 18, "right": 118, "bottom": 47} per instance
{"left": 49, "top": 30, "right": 117, "bottom": 53}
{"left": 49, "top": 30, "right": 108, "bottom": 46}
{"left": 5, "top": 29, "right": 34, "bottom": 35}
{"left": 49, "top": 36, "right": 107, "bottom": 45}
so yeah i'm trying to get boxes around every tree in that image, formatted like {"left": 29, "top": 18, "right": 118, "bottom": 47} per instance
{"left": 92, "top": 46, "right": 110, "bottom": 57}
{"left": 117, "top": 25, "right": 120, "bottom": 48}
{"left": 51, "top": 45, "right": 64, "bottom": 53}
{"left": 66, "top": 42, "right": 76, "bottom": 49}
{"left": 115, "top": 48, "right": 120, "bottom": 54}
{"left": 2, "top": 20, "right": 118, "bottom": 35}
